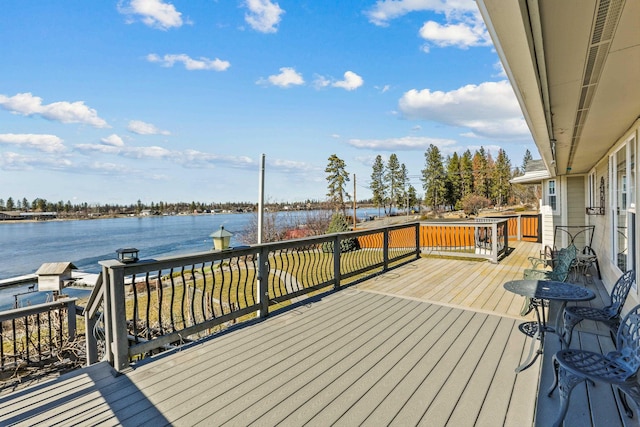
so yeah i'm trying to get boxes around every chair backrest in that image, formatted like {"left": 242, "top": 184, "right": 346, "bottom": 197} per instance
{"left": 614, "top": 302, "right": 640, "bottom": 376}
{"left": 604, "top": 270, "right": 636, "bottom": 318}
{"left": 552, "top": 244, "right": 577, "bottom": 281}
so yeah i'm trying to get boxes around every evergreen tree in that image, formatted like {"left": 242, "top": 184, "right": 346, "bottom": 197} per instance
{"left": 385, "top": 154, "right": 402, "bottom": 212}
{"left": 6, "top": 197, "right": 14, "bottom": 211}
{"left": 396, "top": 163, "right": 409, "bottom": 210}
{"left": 407, "top": 185, "right": 419, "bottom": 212}
{"left": 370, "top": 155, "right": 387, "bottom": 216}
{"left": 421, "top": 144, "right": 446, "bottom": 213}
{"left": 522, "top": 149, "right": 533, "bottom": 171}
{"left": 445, "top": 153, "right": 461, "bottom": 210}
{"left": 460, "top": 150, "right": 474, "bottom": 200}
{"left": 472, "top": 148, "right": 490, "bottom": 199}
{"left": 491, "top": 149, "right": 512, "bottom": 207}
{"left": 325, "top": 154, "right": 350, "bottom": 214}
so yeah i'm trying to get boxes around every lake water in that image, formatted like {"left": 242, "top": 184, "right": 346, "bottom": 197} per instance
{"left": 0, "top": 213, "right": 256, "bottom": 280}
{"left": 0, "top": 213, "right": 260, "bottom": 310}
{"left": 0, "top": 210, "right": 375, "bottom": 310}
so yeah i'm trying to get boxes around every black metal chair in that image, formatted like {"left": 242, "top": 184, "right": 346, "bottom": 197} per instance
{"left": 548, "top": 302, "right": 640, "bottom": 427}
{"left": 562, "top": 270, "right": 635, "bottom": 346}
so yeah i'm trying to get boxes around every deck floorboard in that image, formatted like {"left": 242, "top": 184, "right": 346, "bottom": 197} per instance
{"left": 0, "top": 240, "right": 631, "bottom": 426}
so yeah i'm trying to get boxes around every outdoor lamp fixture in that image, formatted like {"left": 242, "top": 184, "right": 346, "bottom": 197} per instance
{"left": 210, "top": 226, "right": 233, "bottom": 251}
{"left": 116, "top": 247, "right": 139, "bottom": 263}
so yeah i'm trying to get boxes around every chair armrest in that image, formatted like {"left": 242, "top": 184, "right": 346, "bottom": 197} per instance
{"left": 527, "top": 256, "right": 549, "bottom": 269}
{"left": 523, "top": 268, "right": 552, "bottom": 280}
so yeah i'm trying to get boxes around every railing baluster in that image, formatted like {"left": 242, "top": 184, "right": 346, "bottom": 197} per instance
{"left": 144, "top": 272, "right": 151, "bottom": 341}
{"left": 169, "top": 268, "right": 176, "bottom": 332}
{"left": 132, "top": 273, "right": 139, "bottom": 343}
{"left": 37, "top": 312, "right": 41, "bottom": 361}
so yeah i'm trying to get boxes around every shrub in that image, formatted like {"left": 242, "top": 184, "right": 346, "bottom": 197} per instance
{"left": 322, "top": 212, "right": 360, "bottom": 253}
{"left": 461, "top": 195, "right": 492, "bottom": 216}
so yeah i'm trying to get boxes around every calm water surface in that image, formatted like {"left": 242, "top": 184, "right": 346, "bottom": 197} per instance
{"left": 0, "top": 213, "right": 255, "bottom": 310}
{"left": 0, "top": 213, "right": 254, "bottom": 280}
{"left": 0, "top": 210, "right": 376, "bottom": 309}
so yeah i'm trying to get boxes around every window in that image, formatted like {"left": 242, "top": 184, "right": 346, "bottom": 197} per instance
{"left": 588, "top": 172, "right": 596, "bottom": 207}
{"left": 547, "top": 180, "right": 557, "bottom": 211}
{"left": 611, "top": 135, "right": 636, "bottom": 272}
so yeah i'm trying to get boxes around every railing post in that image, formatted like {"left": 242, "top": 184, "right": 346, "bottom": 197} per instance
{"left": 257, "top": 246, "right": 270, "bottom": 318}
{"left": 491, "top": 222, "right": 498, "bottom": 263}
{"left": 333, "top": 234, "right": 341, "bottom": 290}
{"left": 66, "top": 299, "right": 76, "bottom": 342}
{"left": 100, "top": 265, "right": 114, "bottom": 365}
{"left": 517, "top": 214, "right": 522, "bottom": 241}
{"left": 415, "top": 223, "right": 421, "bottom": 258}
{"left": 383, "top": 229, "right": 390, "bottom": 271}
{"left": 102, "top": 261, "right": 129, "bottom": 372}
{"left": 85, "top": 310, "right": 98, "bottom": 365}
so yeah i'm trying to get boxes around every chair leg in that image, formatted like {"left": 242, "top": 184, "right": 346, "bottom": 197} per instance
{"left": 619, "top": 381, "right": 640, "bottom": 419}
{"left": 548, "top": 356, "right": 559, "bottom": 396}
{"left": 553, "top": 366, "right": 587, "bottom": 427}
{"left": 562, "top": 311, "right": 581, "bottom": 347}
{"left": 618, "top": 388, "right": 633, "bottom": 419}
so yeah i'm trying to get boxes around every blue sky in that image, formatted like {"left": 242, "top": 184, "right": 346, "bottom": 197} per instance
{"left": 0, "top": 0, "right": 537, "bottom": 206}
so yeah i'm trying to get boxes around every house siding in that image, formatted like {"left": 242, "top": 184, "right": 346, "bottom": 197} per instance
{"left": 588, "top": 121, "right": 640, "bottom": 307}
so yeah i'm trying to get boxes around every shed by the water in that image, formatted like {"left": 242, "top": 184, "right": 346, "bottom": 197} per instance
{"left": 36, "top": 262, "right": 77, "bottom": 292}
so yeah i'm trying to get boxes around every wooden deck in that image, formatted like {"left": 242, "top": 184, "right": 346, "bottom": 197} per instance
{"left": 1, "top": 291, "right": 539, "bottom": 426}
{"left": 357, "top": 240, "right": 543, "bottom": 319}
{"left": 0, "top": 241, "right": 634, "bottom": 426}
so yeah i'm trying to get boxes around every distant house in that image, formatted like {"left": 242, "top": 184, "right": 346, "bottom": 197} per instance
{"left": 0, "top": 211, "right": 23, "bottom": 221}
{"left": 19, "top": 212, "right": 57, "bottom": 220}
{"left": 510, "top": 160, "right": 551, "bottom": 185}
{"left": 36, "top": 262, "right": 77, "bottom": 292}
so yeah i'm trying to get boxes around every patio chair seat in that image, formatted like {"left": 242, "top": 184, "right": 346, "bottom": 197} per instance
{"left": 548, "top": 303, "right": 640, "bottom": 427}
{"left": 563, "top": 270, "right": 635, "bottom": 346}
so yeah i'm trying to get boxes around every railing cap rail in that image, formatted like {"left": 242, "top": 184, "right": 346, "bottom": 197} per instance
{"left": 98, "top": 222, "right": 421, "bottom": 274}
{"left": 0, "top": 297, "right": 78, "bottom": 322}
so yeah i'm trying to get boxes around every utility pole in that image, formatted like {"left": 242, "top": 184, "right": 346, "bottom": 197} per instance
{"left": 353, "top": 174, "right": 357, "bottom": 229}
{"left": 258, "top": 154, "right": 265, "bottom": 244}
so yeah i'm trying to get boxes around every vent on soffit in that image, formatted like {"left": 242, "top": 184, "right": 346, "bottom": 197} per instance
{"left": 567, "top": 0, "right": 625, "bottom": 169}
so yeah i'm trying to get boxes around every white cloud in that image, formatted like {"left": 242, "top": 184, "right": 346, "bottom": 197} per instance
{"left": 89, "top": 162, "right": 131, "bottom": 174}
{"left": 244, "top": 0, "right": 285, "bottom": 33}
{"left": 312, "top": 75, "right": 331, "bottom": 89}
{"left": 76, "top": 142, "right": 172, "bottom": 159}
{"left": 0, "top": 93, "right": 109, "bottom": 128}
{"left": 0, "top": 151, "right": 72, "bottom": 171}
{"left": 493, "top": 61, "right": 507, "bottom": 78}
{"left": 258, "top": 67, "right": 304, "bottom": 88}
{"left": 118, "top": 0, "right": 184, "bottom": 30}
{"left": 419, "top": 20, "right": 490, "bottom": 50}
{"left": 0, "top": 133, "right": 66, "bottom": 153}
{"left": 347, "top": 136, "right": 457, "bottom": 151}
{"left": 313, "top": 71, "right": 363, "bottom": 91}
{"left": 101, "top": 134, "right": 125, "bottom": 147}
{"left": 398, "top": 80, "right": 529, "bottom": 139}
{"left": 332, "top": 71, "right": 364, "bottom": 91}
{"left": 147, "top": 53, "right": 230, "bottom": 71}
{"left": 365, "top": 0, "right": 477, "bottom": 27}
{"left": 127, "top": 120, "right": 171, "bottom": 135}
{"left": 268, "top": 158, "right": 318, "bottom": 173}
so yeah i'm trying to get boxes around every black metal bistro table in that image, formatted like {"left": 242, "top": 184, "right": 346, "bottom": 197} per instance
{"left": 503, "top": 279, "right": 595, "bottom": 372}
